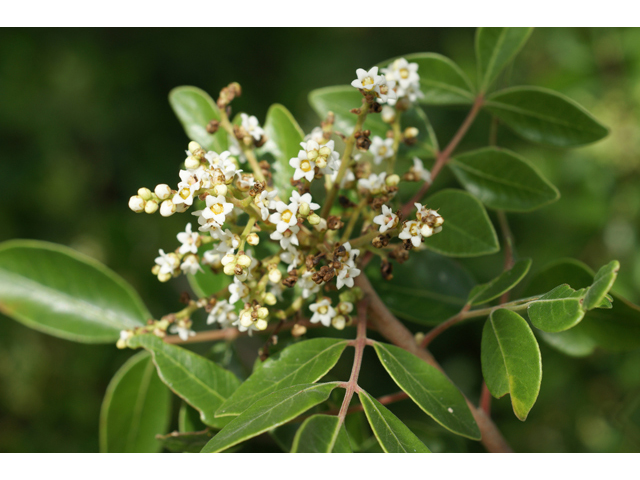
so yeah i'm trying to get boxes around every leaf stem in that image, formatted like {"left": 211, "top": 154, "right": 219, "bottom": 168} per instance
{"left": 340, "top": 198, "right": 367, "bottom": 243}
{"left": 386, "top": 110, "right": 402, "bottom": 175}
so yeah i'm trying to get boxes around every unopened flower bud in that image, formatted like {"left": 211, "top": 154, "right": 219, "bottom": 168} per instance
{"left": 268, "top": 269, "right": 282, "bottom": 284}
{"left": 264, "top": 293, "right": 277, "bottom": 305}
{"left": 308, "top": 213, "right": 321, "bottom": 225}
{"left": 157, "top": 319, "right": 170, "bottom": 331}
{"left": 237, "top": 254, "right": 251, "bottom": 268}
{"left": 386, "top": 174, "right": 400, "bottom": 187}
{"left": 291, "top": 324, "right": 307, "bottom": 337}
{"left": 240, "top": 311, "right": 253, "bottom": 328}
{"left": 160, "top": 200, "right": 176, "bottom": 217}
{"left": 421, "top": 224, "right": 434, "bottom": 237}
{"left": 151, "top": 265, "right": 161, "bottom": 275}
{"left": 404, "top": 127, "right": 419, "bottom": 139}
{"left": 158, "top": 272, "right": 172, "bottom": 282}
{"left": 319, "top": 146, "right": 331, "bottom": 157}
{"left": 188, "top": 141, "right": 202, "bottom": 154}
{"left": 129, "top": 195, "right": 146, "bottom": 213}
{"left": 257, "top": 307, "right": 269, "bottom": 319}
{"left": 332, "top": 315, "right": 346, "bottom": 330}
{"left": 144, "top": 200, "right": 159, "bottom": 214}
{"left": 314, "top": 218, "right": 328, "bottom": 232}
{"left": 116, "top": 338, "right": 127, "bottom": 349}
{"left": 247, "top": 233, "right": 260, "bottom": 246}
{"left": 154, "top": 184, "right": 172, "bottom": 200}
{"left": 381, "top": 105, "right": 396, "bottom": 124}
{"left": 315, "top": 157, "right": 327, "bottom": 169}
{"left": 299, "top": 202, "right": 311, "bottom": 217}
{"left": 223, "top": 263, "right": 236, "bottom": 276}
{"left": 307, "top": 149, "right": 319, "bottom": 161}
{"left": 185, "top": 156, "right": 200, "bottom": 170}
{"left": 213, "top": 184, "right": 228, "bottom": 197}
{"left": 137, "top": 187, "right": 152, "bottom": 200}
{"left": 256, "top": 319, "right": 268, "bottom": 331}
{"left": 433, "top": 215, "right": 444, "bottom": 227}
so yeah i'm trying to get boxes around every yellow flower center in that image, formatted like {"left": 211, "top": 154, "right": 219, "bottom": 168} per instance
{"left": 300, "top": 160, "right": 312, "bottom": 172}
{"left": 378, "top": 146, "right": 388, "bottom": 156}
{"left": 179, "top": 188, "right": 191, "bottom": 200}
{"left": 363, "top": 76, "right": 375, "bottom": 86}
{"left": 400, "top": 68, "right": 409, "bottom": 79}
{"left": 211, "top": 203, "right": 224, "bottom": 215}
{"left": 318, "top": 306, "right": 328, "bottom": 315}
{"left": 282, "top": 210, "right": 293, "bottom": 223}
{"left": 410, "top": 224, "right": 419, "bottom": 236}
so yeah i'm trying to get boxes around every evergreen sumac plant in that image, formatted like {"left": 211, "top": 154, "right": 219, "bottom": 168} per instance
{"left": 1, "top": 27, "right": 636, "bottom": 453}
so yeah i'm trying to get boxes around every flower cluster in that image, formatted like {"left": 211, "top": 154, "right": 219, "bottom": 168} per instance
{"left": 381, "top": 58, "right": 424, "bottom": 106}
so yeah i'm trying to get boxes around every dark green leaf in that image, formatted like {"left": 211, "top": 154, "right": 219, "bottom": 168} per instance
{"left": 527, "top": 284, "right": 586, "bottom": 332}
{"left": 127, "top": 334, "right": 240, "bottom": 428}
{"left": 157, "top": 430, "right": 214, "bottom": 453}
{"left": 169, "top": 86, "right": 228, "bottom": 152}
{"left": 358, "top": 390, "right": 431, "bottom": 453}
{"left": 373, "top": 342, "right": 480, "bottom": 440}
{"left": 481, "top": 309, "right": 542, "bottom": 421}
{"left": 367, "top": 251, "right": 475, "bottom": 326}
{"left": 217, "top": 338, "right": 348, "bottom": 417}
{"left": 269, "top": 423, "right": 301, "bottom": 452}
{"left": 201, "top": 383, "right": 339, "bottom": 453}
{"left": 475, "top": 28, "right": 534, "bottom": 92}
{"left": 0, "top": 240, "right": 149, "bottom": 343}
{"left": 400, "top": 106, "right": 438, "bottom": 158}
{"left": 583, "top": 260, "right": 620, "bottom": 310}
{"left": 485, "top": 86, "right": 609, "bottom": 147}
{"left": 424, "top": 189, "right": 500, "bottom": 257}
{"left": 450, "top": 148, "right": 559, "bottom": 212}
{"left": 468, "top": 258, "right": 532, "bottom": 306}
{"left": 99, "top": 351, "right": 171, "bottom": 452}
{"left": 179, "top": 402, "right": 207, "bottom": 433}
{"left": 187, "top": 264, "right": 230, "bottom": 298}
{"left": 290, "top": 414, "right": 352, "bottom": 453}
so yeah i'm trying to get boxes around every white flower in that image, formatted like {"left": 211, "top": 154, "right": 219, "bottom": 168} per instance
{"left": 270, "top": 225, "right": 300, "bottom": 250}
{"left": 129, "top": 195, "right": 145, "bottom": 212}
{"left": 330, "top": 160, "right": 355, "bottom": 188}
{"left": 309, "top": 298, "right": 337, "bottom": 327}
{"left": 374, "top": 75, "right": 397, "bottom": 105}
{"left": 228, "top": 277, "right": 249, "bottom": 304}
{"left": 305, "top": 127, "right": 325, "bottom": 143}
{"left": 155, "top": 249, "right": 179, "bottom": 275}
{"left": 237, "top": 174, "right": 255, "bottom": 191}
{"left": 351, "top": 66, "right": 382, "bottom": 92}
{"left": 173, "top": 169, "right": 202, "bottom": 207}
{"left": 280, "top": 245, "right": 302, "bottom": 272}
{"left": 200, "top": 195, "right": 233, "bottom": 226}
{"left": 336, "top": 263, "right": 361, "bottom": 289}
{"left": 358, "top": 172, "right": 387, "bottom": 194}
{"left": 193, "top": 209, "right": 223, "bottom": 233}
{"left": 289, "top": 149, "right": 316, "bottom": 182}
{"left": 399, "top": 220, "right": 423, "bottom": 248}
{"left": 206, "top": 151, "right": 242, "bottom": 182}
{"left": 269, "top": 201, "right": 299, "bottom": 233}
{"left": 289, "top": 191, "right": 320, "bottom": 211}
{"left": 213, "top": 228, "right": 239, "bottom": 256}
{"left": 177, "top": 223, "right": 199, "bottom": 255}
{"left": 170, "top": 319, "right": 195, "bottom": 341}
{"left": 298, "top": 271, "right": 320, "bottom": 299}
{"left": 382, "top": 58, "right": 424, "bottom": 105}
{"left": 180, "top": 254, "right": 203, "bottom": 275}
{"left": 269, "top": 282, "right": 284, "bottom": 301}
{"left": 202, "top": 249, "right": 221, "bottom": 266}
{"left": 412, "top": 158, "right": 431, "bottom": 183}
{"left": 381, "top": 105, "right": 396, "bottom": 123}
{"left": 370, "top": 136, "right": 395, "bottom": 165}
{"left": 240, "top": 113, "right": 264, "bottom": 141}
{"left": 207, "top": 300, "right": 237, "bottom": 327}
{"left": 373, "top": 205, "right": 399, "bottom": 233}
{"left": 255, "top": 189, "right": 278, "bottom": 221}
{"left": 342, "top": 242, "right": 360, "bottom": 264}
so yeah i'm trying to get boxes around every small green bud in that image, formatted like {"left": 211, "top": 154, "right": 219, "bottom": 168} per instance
{"left": 137, "top": 187, "right": 152, "bottom": 201}
{"left": 386, "top": 174, "right": 400, "bottom": 186}
{"left": 188, "top": 141, "right": 202, "bottom": 154}
{"left": 247, "top": 233, "right": 260, "bottom": 246}
{"left": 144, "top": 200, "right": 159, "bottom": 214}
{"left": 264, "top": 292, "right": 277, "bottom": 305}
{"left": 223, "top": 263, "right": 236, "bottom": 276}
{"left": 308, "top": 213, "right": 321, "bottom": 225}
{"left": 185, "top": 156, "right": 200, "bottom": 170}
{"left": 237, "top": 254, "right": 251, "bottom": 268}
{"left": 129, "top": 195, "right": 145, "bottom": 213}
{"left": 213, "top": 184, "right": 228, "bottom": 197}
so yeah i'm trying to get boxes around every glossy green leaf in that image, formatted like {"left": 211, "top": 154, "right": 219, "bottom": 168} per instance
{"left": 290, "top": 414, "right": 352, "bottom": 453}
{"left": 358, "top": 390, "right": 431, "bottom": 453}
{"left": 400, "top": 106, "right": 439, "bottom": 157}
{"left": 476, "top": 28, "right": 534, "bottom": 92}
{"left": 373, "top": 342, "right": 480, "bottom": 440}
{"left": 0, "top": 240, "right": 149, "bottom": 343}
{"left": 269, "top": 423, "right": 301, "bottom": 452}
{"left": 485, "top": 86, "right": 609, "bottom": 147}
{"left": 527, "top": 284, "right": 586, "bottom": 332}
{"left": 179, "top": 402, "right": 207, "bottom": 433}
{"left": 481, "top": 309, "right": 542, "bottom": 421}
{"left": 379, "top": 53, "right": 475, "bottom": 105}
{"left": 157, "top": 430, "right": 214, "bottom": 453}
{"left": 367, "top": 251, "right": 475, "bottom": 326}
{"left": 217, "top": 338, "right": 348, "bottom": 417}
{"left": 450, "top": 148, "right": 559, "bottom": 212}
{"left": 99, "top": 351, "right": 171, "bottom": 452}
{"left": 201, "top": 382, "right": 339, "bottom": 453}
{"left": 583, "top": 260, "right": 620, "bottom": 310}
{"left": 127, "top": 334, "right": 240, "bottom": 428}
{"left": 260, "top": 104, "right": 305, "bottom": 199}
{"left": 424, "top": 189, "right": 500, "bottom": 257}
{"left": 169, "top": 86, "right": 228, "bottom": 152}
{"left": 187, "top": 263, "right": 230, "bottom": 298}
{"left": 468, "top": 258, "right": 532, "bottom": 306}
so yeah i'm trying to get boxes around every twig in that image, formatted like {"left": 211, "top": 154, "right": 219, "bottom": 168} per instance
{"left": 420, "top": 304, "right": 471, "bottom": 348}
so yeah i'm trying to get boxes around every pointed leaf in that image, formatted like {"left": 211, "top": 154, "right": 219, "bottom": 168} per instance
{"left": 583, "top": 260, "right": 620, "bottom": 311}
{"left": 476, "top": 27, "right": 534, "bottom": 92}
{"left": 201, "top": 382, "right": 339, "bottom": 453}
{"left": 99, "top": 351, "right": 171, "bottom": 452}
{"left": 126, "top": 334, "right": 240, "bottom": 428}
{"left": 217, "top": 338, "right": 348, "bottom": 417}
{"left": 157, "top": 430, "right": 214, "bottom": 453}
{"left": 291, "top": 414, "right": 352, "bottom": 453}
{"left": 481, "top": 309, "right": 541, "bottom": 421}
{"left": 485, "top": 86, "right": 609, "bottom": 147}
{"left": 424, "top": 189, "right": 500, "bottom": 257}
{"left": 373, "top": 342, "right": 480, "bottom": 440}
{"left": 450, "top": 147, "right": 559, "bottom": 212}
{"left": 179, "top": 402, "right": 207, "bottom": 433}
{"left": 169, "top": 86, "right": 228, "bottom": 152}
{"left": 527, "top": 284, "right": 586, "bottom": 332}
{"left": 358, "top": 390, "right": 431, "bottom": 453}
{"left": 0, "top": 240, "right": 149, "bottom": 343}
{"left": 468, "top": 258, "right": 532, "bottom": 306}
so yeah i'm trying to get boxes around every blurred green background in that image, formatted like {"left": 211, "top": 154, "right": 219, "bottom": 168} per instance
{"left": 1, "top": 28, "right": 639, "bottom": 452}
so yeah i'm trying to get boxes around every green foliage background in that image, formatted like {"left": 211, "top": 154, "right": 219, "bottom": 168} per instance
{"left": 1, "top": 27, "right": 640, "bottom": 452}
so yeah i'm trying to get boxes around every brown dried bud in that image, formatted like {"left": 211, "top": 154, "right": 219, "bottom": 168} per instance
{"left": 403, "top": 239, "right": 414, "bottom": 251}
{"left": 372, "top": 236, "right": 384, "bottom": 249}
{"left": 356, "top": 135, "right": 371, "bottom": 151}
{"left": 305, "top": 255, "right": 315, "bottom": 271}
{"left": 206, "top": 120, "right": 220, "bottom": 134}
{"left": 381, "top": 260, "right": 393, "bottom": 281}
{"left": 327, "top": 215, "right": 344, "bottom": 230}
{"left": 179, "top": 292, "right": 191, "bottom": 305}
{"left": 282, "top": 276, "right": 298, "bottom": 288}
{"left": 255, "top": 135, "right": 267, "bottom": 148}
{"left": 371, "top": 197, "right": 385, "bottom": 211}
{"left": 370, "top": 102, "right": 382, "bottom": 113}
{"left": 338, "top": 195, "right": 356, "bottom": 209}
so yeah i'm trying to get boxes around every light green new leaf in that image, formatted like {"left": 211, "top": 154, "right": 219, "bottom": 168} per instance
{"left": 217, "top": 338, "right": 348, "bottom": 417}
{"left": 358, "top": 390, "right": 430, "bottom": 453}
{"left": 468, "top": 258, "right": 532, "bottom": 306}
{"left": 291, "top": 415, "right": 352, "bottom": 453}
{"left": 475, "top": 28, "right": 534, "bottom": 92}
{"left": 367, "top": 251, "right": 475, "bottom": 326}
{"left": 201, "top": 383, "right": 339, "bottom": 453}
{"left": 169, "top": 86, "right": 228, "bottom": 152}
{"left": 0, "top": 240, "right": 149, "bottom": 343}
{"left": 485, "top": 86, "right": 609, "bottom": 147}
{"left": 583, "top": 260, "right": 620, "bottom": 311}
{"left": 99, "top": 351, "right": 171, "bottom": 452}
{"left": 481, "top": 309, "right": 542, "bottom": 421}
{"left": 527, "top": 284, "right": 586, "bottom": 332}
{"left": 127, "top": 334, "right": 240, "bottom": 429}
{"left": 424, "top": 189, "right": 499, "bottom": 257}
{"left": 450, "top": 148, "right": 559, "bottom": 212}
{"left": 373, "top": 342, "right": 480, "bottom": 440}
{"left": 379, "top": 53, "right": 475, "bottom": 105}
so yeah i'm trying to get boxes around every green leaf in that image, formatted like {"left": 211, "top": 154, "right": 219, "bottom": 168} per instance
{"left": 259, "top": 104, "right": 305, "bottom": 199}
{"left": 379, "top": 53, "right": 475, "bottom": 105}
{"left": 0, "top": 240, "right": 149, "bottom": 343}
{"left": 127, "top": 334, "right": 240, "bottom": 428}
{"left": 468, "top": 258, "right": 532, "bottom": 306}
{"left": 169, "top": 86, "right": 228, "bottom": 152}
{"left": 450, "top": 148, "right": 559, "bottom": 212}
{"left": 187, "top": 264, "right": 230, "bottom": 298}
{"left": 216, "top": 338, "right": 348, "bottom": 417}
{"left": 201, "top": 382, "right": 339, "bottom": 453}
{"left": 157, "top": 430, "right": 214, "bottom": 453}
{"left": 475, "top": 28, "right": 534, "bottom": 92}
{"left": 99, "top": 351, "right": 171, "bottom": 452}
{"left": 290, "top": 414, "right": 352, "bottom": 453}
{"left": 179, "top": 402, "right": 207, "bottom": 433}
{"left": 400, "top": 106, "right": 438, "bottom": 158}
{"left": 481, "top": 309, "right": 542, "bottom": 421}
{"left": 485, "top": 86, "right": 609, "bottom": 147}
{"left": 373, "top": 342, "right": 480, "bottom": 440}
{"left": 527, "top": 284, "right": 586, "bottom": 333}
{"left": 367, "top": 251, "right": 475, "bottom": 326}
{"left": 423, "top": 189, "right": 500, "bottom": 257}
{"left": 583, "top": 260, "right": 620, "bottom": 311}
{"left": 358, "top": 390, "right": 431, "bottom": 453}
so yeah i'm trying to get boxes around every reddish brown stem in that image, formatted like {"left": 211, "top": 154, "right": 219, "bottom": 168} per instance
{"left": 480, "top": 381, "right": 492, "bottom": 416}
{"left": 420, "top": 303, "right": 471, "bottom": 349}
